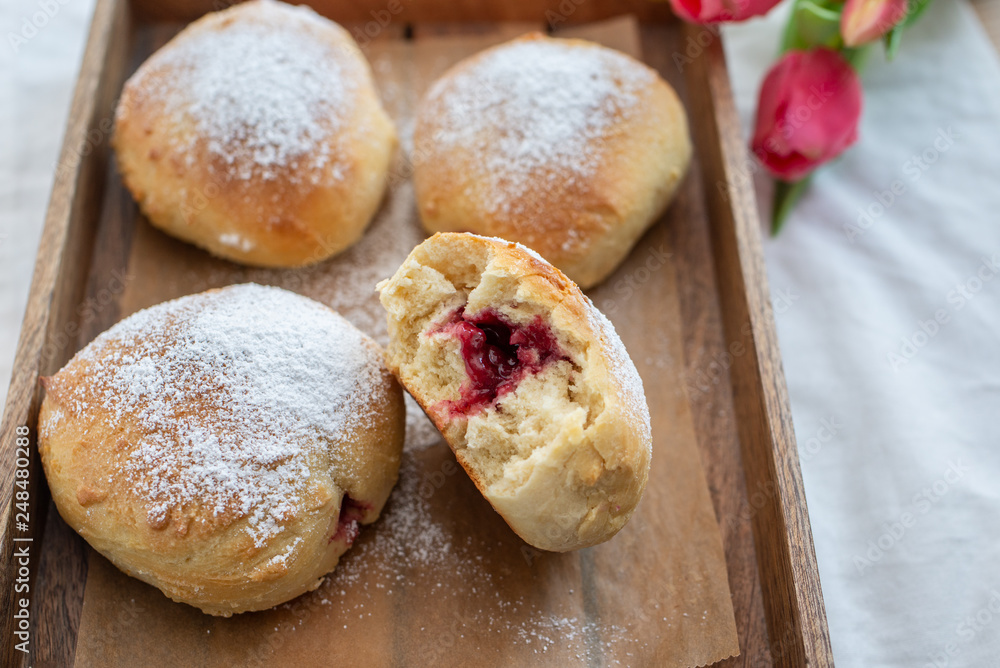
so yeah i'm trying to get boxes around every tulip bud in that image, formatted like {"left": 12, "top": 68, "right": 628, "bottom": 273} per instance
{"left": 750, "top": 49, "right": 863, "bottom": 182}
{"left": 841, "top": 0, "right": 909, "bottom": 47}
{"left": 669, "top": 0, "right": 782, "bottom": 23}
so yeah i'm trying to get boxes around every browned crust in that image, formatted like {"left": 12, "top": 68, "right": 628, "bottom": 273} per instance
{"left": 112, "top": 0, "right": 397, "bottom": 268}
{"left": 413, "top": 33, "right": 691, "bottom": 288}
{"left": 37, "top": 286, "right": 405, "bottom": 615}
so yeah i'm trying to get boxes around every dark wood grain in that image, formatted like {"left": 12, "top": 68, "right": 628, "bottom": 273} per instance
{"left": 0, "top": 0, "right": 131, "bottom": 666}
{"left": 130, "top": 0, "right": 677, "bottom": 26}
{"left": 972, "top": 0, "right": 1000, "bottom": 50}
{"left": 21, "top": 18, "right": 181, "bottom": 668}
{"left": 0, "top": 3, "right": 831, "bottom": 666}
{"left": 682, "top": 21, "right": 834, "bottom": 668}
{"left": 639, "top": 24, "right": 774, "bottom": 668}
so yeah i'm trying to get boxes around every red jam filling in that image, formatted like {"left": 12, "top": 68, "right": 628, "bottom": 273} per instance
{"left": 435, "top": 307, "right": 565, "bottom": 416}
{"left": 331, "top": 495, "right": 367, "bottom": 545}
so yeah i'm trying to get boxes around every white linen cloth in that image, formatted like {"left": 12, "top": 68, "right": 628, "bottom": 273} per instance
{"left": 1, "top": 0, "right": 97, "bottom": 400}
{"left": 724, "top": 2, "right": 1000, "bottom": 666}
{"left": 1, "top": 1, "right": 998, "bottom": 665}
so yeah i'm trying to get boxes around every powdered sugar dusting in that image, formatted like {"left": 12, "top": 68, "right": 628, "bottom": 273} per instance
{"left": 421, "top": 37, "right": 653, "bottom": 217}
{"left": 58, "top": 284, "right": 386, "bottom": 546}
{"left": 585, "top": 297, "right": 652, "bottom": 453}
{"left": 177, "top": 179, "right": 426, "bottom": 346}
{"left": 140, "top": 1, "right": 360, "bottom": 183}
{"left": 278, "top": 445, "right": 646, "bottom": 664}
{"left": 219, "top": 232, "right": 254, "bottom": 252}
{"left": 480, "top": 234, "right": 550, "bottom": 265}
{"left": 404, "top": 393, "right": 443, "bottom": 451}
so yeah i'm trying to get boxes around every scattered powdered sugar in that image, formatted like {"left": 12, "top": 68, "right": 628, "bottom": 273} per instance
{"left": 404, "top": 393, "right": 443, "bottom": 451}
{"left": 218, "top": 232, "right": 255, "bottom": 252}
{"left": 515, "top": 616, "right": 634, "bottom": 663}
{"left": 332, "top": 451, "right": 453, "bottom": 580}
{"left": 298, "top": 447, "right": 645, "bottom": 665}
{"left": 480, "top": 234, "right": 550, "bottom": 265}
{"left": 39, "top": 405, "right": 65, "bottom": 442}
{"left": 422, "top": 37, "right": 654, "bottom": 217}
{"left": 267, "top": 536, "right": 304, "bottom": 568}
{"left": 144, "top": 1, "right": 360, "bottom": 182}
{"left": 100, "top": 38, "right": 657, "bottom": 655}
{"left": 61, "top": 284, "right": 385, "bottom": 545}
{"left": 194, "top": 179, "right": 428, "bottom": 346}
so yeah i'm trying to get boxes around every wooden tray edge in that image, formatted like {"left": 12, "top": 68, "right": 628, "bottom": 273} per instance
{"left": 129, "top": 0, "right": 678, "bottom": 25}
{"left": 0, "top": 4, "right": 832, "bottom": 666}
{"left": 683, "top": 21, "right": 835, "bottom": 668}
{"left": 0, "top": 0, "right": 131, "bottom": 664}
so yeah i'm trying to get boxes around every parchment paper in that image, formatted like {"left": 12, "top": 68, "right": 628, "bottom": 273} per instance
{"left": 72, "top": 16, "right": 739, "bottom": 667}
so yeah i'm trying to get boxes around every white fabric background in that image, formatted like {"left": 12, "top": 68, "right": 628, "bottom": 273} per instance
{"left": 1, "top": 1, "right": 998, "bottom": 666}
{"left": 1, "top": 0, "right": 97, "bottom": 404}
{"left": 724, "top": 2, "right": 1000, "bottom": 666}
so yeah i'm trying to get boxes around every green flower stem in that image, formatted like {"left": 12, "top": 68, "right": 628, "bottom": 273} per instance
{"left": 771, "top": 177, "right": 812, "bottom": 236}
{"left": 769, "top": 1, "right": 872, "bottom": 236}
{"left": 781, "top": 0, "right": 845, "bottom": 54}
{"left": 768, "top": 0, "right": 933, "bottom": 235}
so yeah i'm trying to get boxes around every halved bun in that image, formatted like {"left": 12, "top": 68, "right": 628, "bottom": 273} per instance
{"left": 378, "top": 233, "right": 651, "bottom": 551}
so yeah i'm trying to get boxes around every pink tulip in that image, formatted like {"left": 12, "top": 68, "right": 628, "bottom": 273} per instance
{"left": 841, "top": 0, "right": 909, "bottom": 47}
{"left": 669, "top": 0, "right": 782, "bottom": 23}
{"left": 751, "top": 49, "right": 863, "bottom": 182}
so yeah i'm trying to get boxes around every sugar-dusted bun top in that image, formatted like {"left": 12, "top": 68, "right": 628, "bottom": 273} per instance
{"left": 417, "top": 33, "right": 657, "bottom": 220}
{"left": 42, "top": 284, "right": 396, "bottom": 546}
{"left": 414, "top": 33, "right": 691, "bottom": 289}
{"left": 117, "top": 0, "right": 369, "bottom": 186}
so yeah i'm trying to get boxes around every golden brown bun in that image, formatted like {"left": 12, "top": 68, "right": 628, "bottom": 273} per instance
{"left": 38, "top": 284, "right": 404, "bottom": 615}
{"left": 113, "top": 0, "right": 396, "bottom": 268}
{"left": 412, "top": 33, "right": 691, "bottom": 289}
{"left": 378, "top": 233, "right": 651, "bottom": 551}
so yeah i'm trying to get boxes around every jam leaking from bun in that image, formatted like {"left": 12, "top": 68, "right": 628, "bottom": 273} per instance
{"left": 432, "top": 307, "right": 566, "bottom": 416}
{"left": 379, "top": 233, "right": 652, "bottom": 552}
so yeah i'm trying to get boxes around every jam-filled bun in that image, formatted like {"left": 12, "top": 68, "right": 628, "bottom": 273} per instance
{"left": 113, "top": 0, "right": 397, "bottom": 268}
{"left": 38, "top": 284, "right": 404, "bottom": 615}
{"left": 378, "top": 233, "right": 651, "bottom": 552}
{"left": 413, "top": 33, "right": 691, "bottom": 289}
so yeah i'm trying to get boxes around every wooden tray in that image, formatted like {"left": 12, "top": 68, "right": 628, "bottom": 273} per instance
{"left": 0, "top": 1, "right": 833, "bottom": 666}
